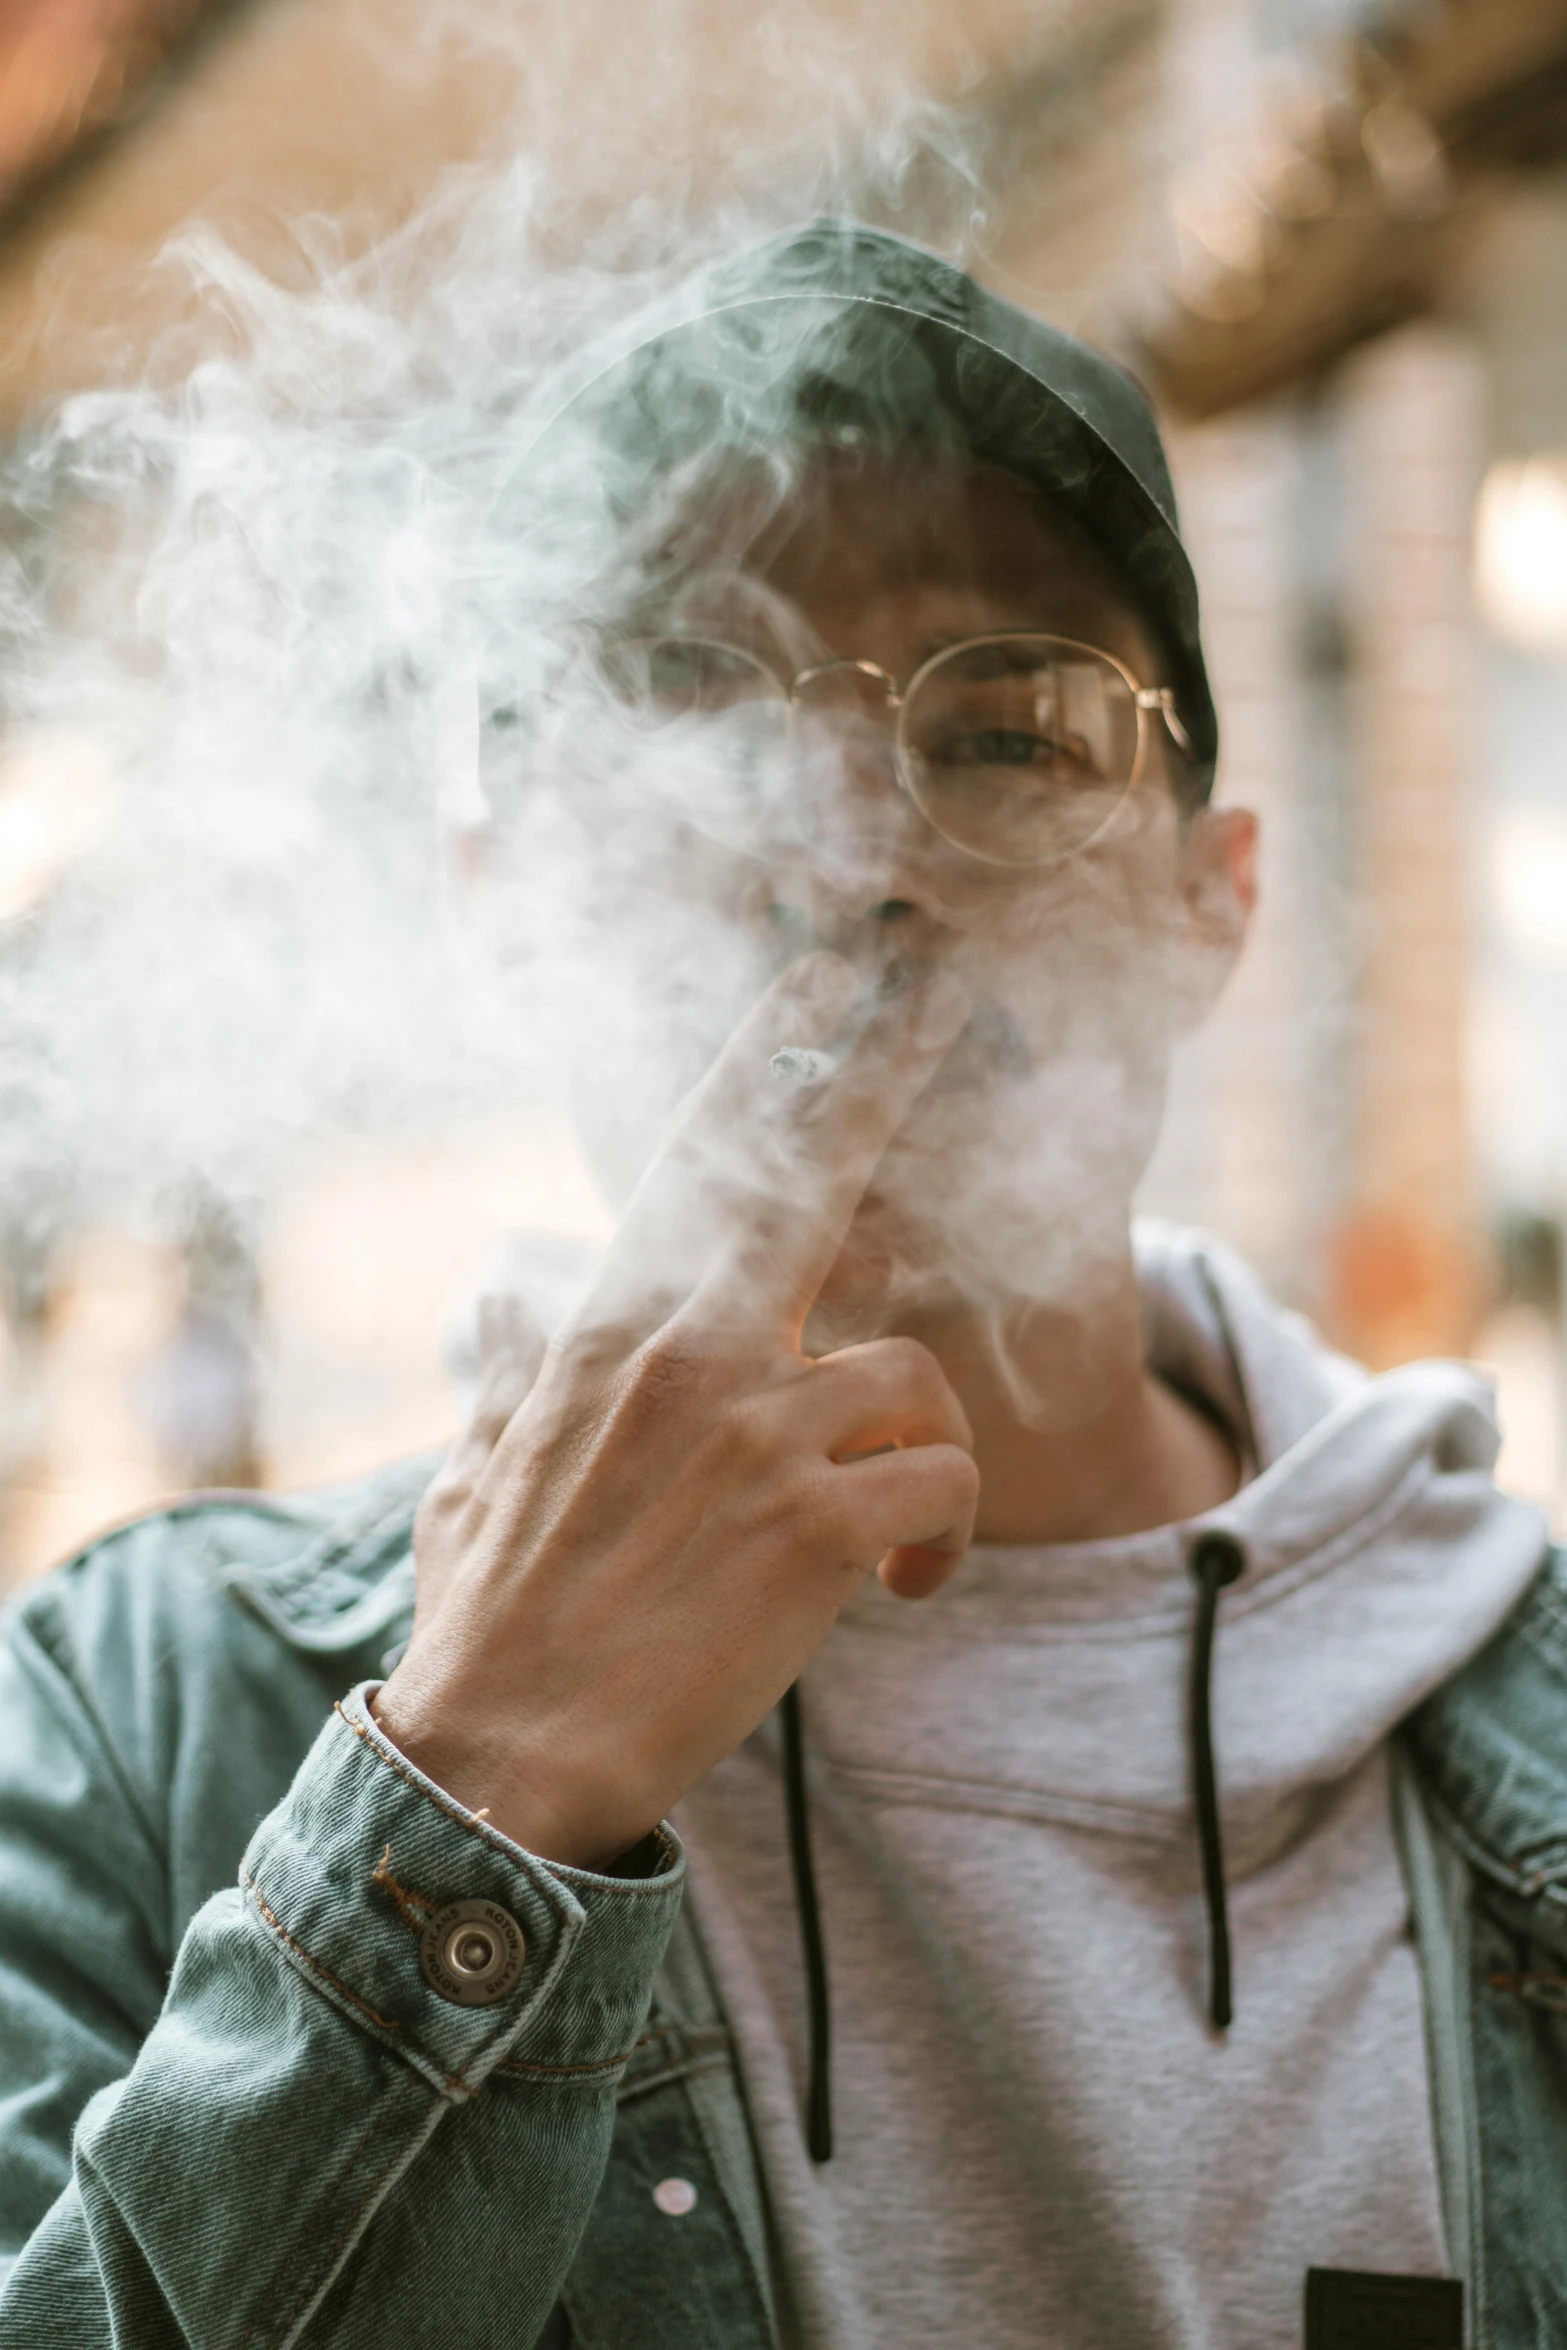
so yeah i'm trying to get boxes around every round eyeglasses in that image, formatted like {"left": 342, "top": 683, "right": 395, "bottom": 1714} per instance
{"left": 596, "top": 632, "right": 1193, "bottom": 867}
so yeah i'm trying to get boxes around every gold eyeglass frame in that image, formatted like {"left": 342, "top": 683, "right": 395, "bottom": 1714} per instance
{"left": 620, "top": 630, "right": 1194, "bottom": 869}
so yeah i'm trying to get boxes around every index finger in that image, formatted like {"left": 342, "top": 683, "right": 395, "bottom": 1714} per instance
{"left": 576, "top": 952, "right": 970, "bottom": 1340}
{"left": 692, "top": 959, "right": 972, "bottom": 1330}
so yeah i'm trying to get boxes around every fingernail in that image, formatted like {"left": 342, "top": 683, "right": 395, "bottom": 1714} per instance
{"left": 875, "top": 952, "right": 920, "bottom": 1003}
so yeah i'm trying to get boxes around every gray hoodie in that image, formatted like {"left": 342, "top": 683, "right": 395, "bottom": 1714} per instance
{"left": 675, "top": 1223, "right": 1549, "bottom": 2349}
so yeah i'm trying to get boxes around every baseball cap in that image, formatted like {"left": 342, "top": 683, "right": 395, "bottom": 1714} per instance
{"left": 504, "top": 219, "right": 1218, "bottom": 792}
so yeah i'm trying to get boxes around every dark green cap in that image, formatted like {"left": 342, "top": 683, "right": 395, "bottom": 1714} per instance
{"left": 511, "top": 220, "right": 1217, "bottom": 791}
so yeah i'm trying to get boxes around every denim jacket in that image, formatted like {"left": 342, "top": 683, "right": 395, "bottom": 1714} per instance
{"left": 0, "top": 1457, "right": 1564, "bottom": 2349}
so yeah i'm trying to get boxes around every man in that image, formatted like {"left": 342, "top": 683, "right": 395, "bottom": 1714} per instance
{"left": 1, "top": 220, "right": 1565, "bottom": 2350}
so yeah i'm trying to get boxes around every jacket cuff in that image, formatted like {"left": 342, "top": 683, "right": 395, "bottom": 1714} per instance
{"left": 239, "top": 1681, "right": 685, "bottom": 2100}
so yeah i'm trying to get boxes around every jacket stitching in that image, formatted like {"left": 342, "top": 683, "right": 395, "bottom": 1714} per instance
{"left": 626, "top": 2021, "right": 731, "bottom": 2062}
{"left": 57, "top": 1488, "right": 324, "bottom": 1574}
{"left": 333, "top": 1698, "right": 680, "bottom": 1884}
{"left": 284, "top": 2123, "right": 423, "bottom": 2348}
{"left": 1514, "top": 1595, "right": 1567, "bottom": 1682}
{"left": 1488, "top": 1969, "right": 1567, "bottom": 2014}
{"left": 615, "top": 2048, "right": 733, "bottom": 2101}
{"left": 1410, "top": 1776, "right": 1567, "bottom": 1914}
{"left": 256, "top": 2075, "right": 427, "bottom": 2350}
{"left": 333, "top": 1699, "right": 534, "bottom": 1854}
{"left": 238, "top": 2083, "right": 406, "bottom": 2350}
{"left": 257, "top": 1510, "right": 419, "bottom": 1615}
{"left": 18, "top": 1608, "right": 171, "bottom": 1872}
{"left": 243, "top": 1867, "right": 406, "bottom": 2033}
{"left": 676, "top": 2072, "right": 777, "bottom": 2341}
{"left": 495, "top": 2047, "right": 640, "bottom": 2079}
{"left": 241, "top": 1867, "right": 469, "bottom": 2097}
{"left": 1409, "top": 1711, "right": 1567, "bottom": 1895}
{"left": 371, "top": 1844, "right": 443, "bottom": 1931}
{"left": 366, "top": 1845, "right": 673, "bottom": 2075}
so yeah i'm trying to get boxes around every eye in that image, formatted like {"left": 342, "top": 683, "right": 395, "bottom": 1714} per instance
{"left": 929, "top": 724, "right": 1098, "bottom": 777}
{"left": 900, "top": 639, "right": 1141, "bottom": 863}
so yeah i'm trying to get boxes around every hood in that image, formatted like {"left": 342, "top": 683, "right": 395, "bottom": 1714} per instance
{"left": 773, "top": 1220, "right": 1550, "bottom": 2153}
{"left": 1125, "top": 1217, "right": 1548, "bottom": 1838}
{"left": 820, "top": 1219, "right": 1550, "bottom": 1879}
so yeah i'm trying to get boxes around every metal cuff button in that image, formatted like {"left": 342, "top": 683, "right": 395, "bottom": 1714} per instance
{"left": 418, "top": 1898, "right": 527, "bottom": 2006}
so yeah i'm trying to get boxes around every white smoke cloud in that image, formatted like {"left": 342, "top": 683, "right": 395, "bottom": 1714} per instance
{"left": 0, "top": 35, "right": 1015, "bottom": 1227}
{"left": 0, "top": 14, "right": 1212, "bottom": 1451}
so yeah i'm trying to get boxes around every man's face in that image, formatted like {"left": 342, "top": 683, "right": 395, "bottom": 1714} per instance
{"left": 542, "top": 443, "right": 1254, "bottom": 1345}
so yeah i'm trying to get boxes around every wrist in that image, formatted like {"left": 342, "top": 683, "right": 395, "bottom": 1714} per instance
{"left": 369, "top": 1675, "right": 642, "bottom": 1872}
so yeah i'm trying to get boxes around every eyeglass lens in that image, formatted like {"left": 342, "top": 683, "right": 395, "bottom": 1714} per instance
{"left": 597, "top": 638, "right": 792, "bottom": 846}
{"left": 603, "top": 634, "right": 1141, "bottom": 865}
{"left": 900, "top": 638, "right": 1140, "bottom": 864}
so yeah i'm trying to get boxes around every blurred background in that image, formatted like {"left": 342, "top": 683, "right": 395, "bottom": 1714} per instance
{"left": 3, "top": 0, "right": 1567, "bottom": 1589}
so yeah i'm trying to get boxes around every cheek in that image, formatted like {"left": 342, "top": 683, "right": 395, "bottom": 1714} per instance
{"left": 966, "top": 863, "right": 1187, "bottom": 1063}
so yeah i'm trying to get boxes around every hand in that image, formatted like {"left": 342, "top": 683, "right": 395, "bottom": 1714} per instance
{"left": 409, "top": 1290, "right": 550, "bottom": 1634}
{"left": 374, "top": 954, "right": 979, "bottom": 1868}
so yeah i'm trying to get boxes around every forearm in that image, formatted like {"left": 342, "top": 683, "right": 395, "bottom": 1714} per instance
{"left": 0, "top": 1686, "right": 684, "bottom": 2350}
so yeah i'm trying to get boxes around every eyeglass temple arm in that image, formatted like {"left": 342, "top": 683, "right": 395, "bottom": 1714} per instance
{"left": 1137, "top": 685, "right": 1194, "bottom": 758}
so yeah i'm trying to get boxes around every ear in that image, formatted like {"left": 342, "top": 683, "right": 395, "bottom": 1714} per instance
{"left": 1172, "top": 804, "right": 1258, "bottom": 1028}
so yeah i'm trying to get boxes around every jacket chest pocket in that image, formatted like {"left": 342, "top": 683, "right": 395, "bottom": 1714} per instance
{"left": 559, "top": 2027, "right": 776, "bottom": 2350}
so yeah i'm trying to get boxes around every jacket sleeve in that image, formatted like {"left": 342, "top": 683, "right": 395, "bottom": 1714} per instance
{"left": 0, "top": 1629, "right": 685, "bottom": 2350}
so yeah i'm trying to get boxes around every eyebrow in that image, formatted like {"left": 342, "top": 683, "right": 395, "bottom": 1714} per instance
{"left": 909, "top": 632, "right": 962, "bottom": 666}
{"left": 904, "top": 626, "right": 1075, "bottom": 669}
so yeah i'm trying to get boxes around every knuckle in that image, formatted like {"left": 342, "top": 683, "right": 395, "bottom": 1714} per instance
{"left": 880, "top": 1334, "right": 944, "bottom": 1399}
{"left": 415, "top": 1471, "right": 466, "bottom": 1534}
{"left": 787, "top": 1460, "right": 862, "bottom": 1561}
{"left": 557, "top": 1321, "right": 629, "bottom": 1383}
{"left": 886, "top": 1442, "right": 977, "bottom": 1533}
{"left": 481, "top": 1378, "right": 533, "bottom": 1438}
{"left": 628, "top": 1320, "right": 716, "bottom": 1410}
{"left": 413, "top": 1484, "right": 464, "bottom": 1563}
{"left": 724, "top": 1393, "right": 782, "bottom": 1474}
{"left": 914, "top": 1435, "right": 975, "bottom": 1489}
{"left": 943, "top": 1447, "right": 982, "bottom": 1510}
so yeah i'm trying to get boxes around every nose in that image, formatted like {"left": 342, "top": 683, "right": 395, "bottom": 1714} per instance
{"left": 789, "top": 672, "right": 933, "bottom": 863}
{"left": 745, "top": 834, "right": 957, "bottom": 981}
{"left": 749, "top": 662, "right": 966, "bottom": 970}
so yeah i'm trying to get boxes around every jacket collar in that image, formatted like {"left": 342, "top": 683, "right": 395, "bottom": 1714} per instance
{"left": 1406, "top": 1544, "right": 1567, "bottom": 1907}
{"left": 220, "top": 1453, "right": 437, "bottom": 1654}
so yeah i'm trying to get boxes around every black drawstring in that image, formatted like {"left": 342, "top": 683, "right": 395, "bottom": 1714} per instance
{"left": 780, "top": 1682, "right": 833, "bottom": 2161}
{"left": 780, "top": 1537, "right": 1242, "bottom": 2160}
{"left": 1187, "top": 1529, "right": 1246, "bottom": 2031}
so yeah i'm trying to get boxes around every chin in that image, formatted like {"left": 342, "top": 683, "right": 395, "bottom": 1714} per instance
{"left": 806, "top": 1058, "right": 1163, "bottom": 1354}
{"left": 804, "top": 1187, "right": 1119, "bottom": 1359}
